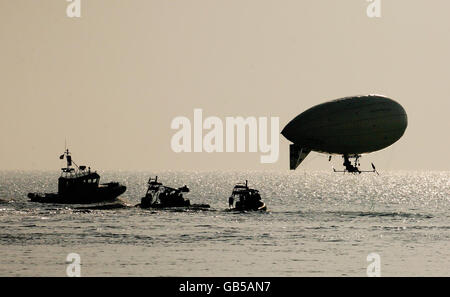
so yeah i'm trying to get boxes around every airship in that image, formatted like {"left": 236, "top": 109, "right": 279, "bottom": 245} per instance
{"left": 281, "top": 95, "right": 408, "bottom": 173}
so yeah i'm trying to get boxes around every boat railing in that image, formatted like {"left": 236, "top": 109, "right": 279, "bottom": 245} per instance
{"left": 60, "top": 170, "right": 96, "bottom": 179}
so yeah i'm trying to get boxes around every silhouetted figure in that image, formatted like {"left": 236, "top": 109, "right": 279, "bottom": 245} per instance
{"left": 228, "top": 196, "right": 234, "bottom": 208}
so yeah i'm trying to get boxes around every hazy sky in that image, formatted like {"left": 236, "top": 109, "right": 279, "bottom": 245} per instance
{"left": 1, "top": 0, "right": 449, "bottom": 171}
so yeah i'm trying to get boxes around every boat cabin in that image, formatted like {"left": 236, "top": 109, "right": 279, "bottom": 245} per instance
{"left": 145, "top": 176, "right": 163, "bottom": 195}
{"left": 57, "top": 149, "right": 100, "bottom": 195}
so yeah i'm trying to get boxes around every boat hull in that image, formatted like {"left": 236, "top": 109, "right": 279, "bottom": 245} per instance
{"left": 137, "top": 203, "right": 211, "bottom": 210}
{"left": 232, "top": 201, "right": 267, "bottom": 211}
{"left": 28, "top": 183, "right": 126, "bottom": 204}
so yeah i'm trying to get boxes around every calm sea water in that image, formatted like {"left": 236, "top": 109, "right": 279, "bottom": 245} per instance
{"left": 0, "top": 170, "right": 448, "bottom": 276}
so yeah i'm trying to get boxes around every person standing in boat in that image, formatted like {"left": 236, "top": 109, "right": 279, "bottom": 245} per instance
{"left": 228, "top": 196, "right": 234, "bottom": 208}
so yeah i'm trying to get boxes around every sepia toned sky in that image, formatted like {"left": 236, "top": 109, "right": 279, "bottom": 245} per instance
{"left": 0, "top": 0, "right": 449, "bottom": 171}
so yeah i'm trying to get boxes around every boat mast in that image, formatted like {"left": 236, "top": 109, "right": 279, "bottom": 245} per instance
{"left": 59, "top": 148, "right": 79, "bottom": 172}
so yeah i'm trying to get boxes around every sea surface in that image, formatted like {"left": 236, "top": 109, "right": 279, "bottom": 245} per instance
{"left": 0, "top": 170, "right": 448, "bottom": 276}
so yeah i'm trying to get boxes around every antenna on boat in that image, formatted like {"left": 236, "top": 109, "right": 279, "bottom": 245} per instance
{"left": 59, "top": 140, "right": 79, "bottom": 172}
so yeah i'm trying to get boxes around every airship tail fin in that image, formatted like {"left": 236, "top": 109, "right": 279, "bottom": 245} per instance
{"left": 290, "top": 144, "right": 311, "bottom": 170}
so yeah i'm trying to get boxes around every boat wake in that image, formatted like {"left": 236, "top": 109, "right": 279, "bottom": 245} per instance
{"left": 279, "top": 210, "right": 433, "bottom": 219}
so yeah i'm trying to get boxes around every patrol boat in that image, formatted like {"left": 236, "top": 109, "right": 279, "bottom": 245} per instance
{"left": 228, "top": 180, "right": 267, "bottom": 211}
{"left": 28, "top": 149, "right": 126, "bottom": 204}
{"left": 137, "top": 176, "right": 210, "bottom": 209}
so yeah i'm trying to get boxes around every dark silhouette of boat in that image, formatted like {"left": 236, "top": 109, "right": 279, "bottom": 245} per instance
{"left": 228, "top": 180, "right": 267, "bottom": 211}
{"left": 136, "top": 176, "right": 210, "bottom": 210}
{"left": 28, "top": 149, "right": 126, "bottom": 204}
